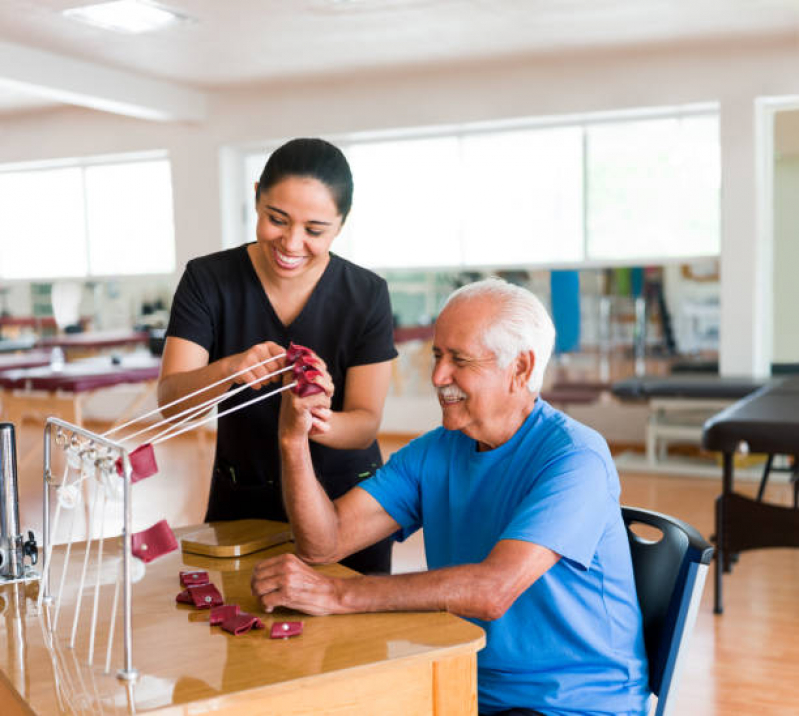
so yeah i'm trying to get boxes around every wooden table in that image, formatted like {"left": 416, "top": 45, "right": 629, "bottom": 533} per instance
{"left": 0, "top": 526, "right": 485, "bottom": 715}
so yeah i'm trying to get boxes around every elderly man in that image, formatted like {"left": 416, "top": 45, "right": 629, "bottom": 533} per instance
{"left": 252, "top": 278, "right": 650, "bottom": 716}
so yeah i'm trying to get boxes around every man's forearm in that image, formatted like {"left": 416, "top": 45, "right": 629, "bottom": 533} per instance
{"left": 333, "top": 563, "right": 513, "bottom": 622}
{"left": 280, "top": 437, "right": 341, "bottom": 562}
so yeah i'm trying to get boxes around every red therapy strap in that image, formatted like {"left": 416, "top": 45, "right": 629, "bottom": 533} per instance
{"left": 175, "top": 583, "right": 224, "bottom": 609}
{"left": 292, "top": 356, "right": 324, "bottom": 397}
{"left": 286, "top": 342, "right": 314, "bottom": 363}
{"left": 115, "top": 443, "right": 158, "bottom": 482}
{"left": 221, "top": 612, "right": 265, "bottom": 635}
{"left": 132, "top": 519, "right": 178, "bottom": 563}
{"left": 179, "top": 570, "right": 209, "bottom": 587}
{"left": 269, "top": 621, "right": 304, "bottom": 639}
{"left": 209, "top": 604, "right": 240, "bottom": 625}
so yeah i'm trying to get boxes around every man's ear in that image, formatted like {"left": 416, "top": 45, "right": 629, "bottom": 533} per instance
{"left": 511, "top": 350, "right": 535, "bottom": 393}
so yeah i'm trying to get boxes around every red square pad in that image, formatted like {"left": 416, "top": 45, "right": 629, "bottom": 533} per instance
{"left": 209, "top": 604, "right": 240, "bottom": 625}
{"left": 180, "top": 570, "right": 209, "bottom": 587}
{"left": 132, "top": 520, "right": 178, "bottom": 563}
{"left": 222, "top": 613, "right": 265, "bottom": 635}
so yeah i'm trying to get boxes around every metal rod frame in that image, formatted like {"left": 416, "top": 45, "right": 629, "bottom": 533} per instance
{"left": 42, "top": 417, "right": 138, "bottom": 682}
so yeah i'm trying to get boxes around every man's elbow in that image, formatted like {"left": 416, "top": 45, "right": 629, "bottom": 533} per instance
{"left": 468, "top": 584, "right": 518, "bottom": 622}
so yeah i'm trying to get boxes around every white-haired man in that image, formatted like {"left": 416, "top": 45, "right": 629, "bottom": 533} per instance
{"left": 252, "top": 278, "right": 650, "bottom": 716}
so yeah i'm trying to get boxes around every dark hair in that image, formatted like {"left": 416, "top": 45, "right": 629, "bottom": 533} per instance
{"left": 256, "top": 138, "right": 354, "bottom": 222}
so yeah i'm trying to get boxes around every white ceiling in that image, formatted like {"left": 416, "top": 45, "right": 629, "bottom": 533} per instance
{"left": 2, "top": 0, "right": 799, "bottom": 119}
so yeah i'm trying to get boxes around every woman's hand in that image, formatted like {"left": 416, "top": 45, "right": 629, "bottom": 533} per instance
{"left": 226, "top": 341, "right": 287, "bottom": 390}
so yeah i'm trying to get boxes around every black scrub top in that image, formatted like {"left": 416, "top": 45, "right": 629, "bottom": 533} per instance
{"left": 166, "top": 244, "right": 398, "bottom": 523}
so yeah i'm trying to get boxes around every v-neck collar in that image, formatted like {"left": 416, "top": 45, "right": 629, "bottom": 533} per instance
{"left": 241, "top": 243, "right": 336, "bottom": 333}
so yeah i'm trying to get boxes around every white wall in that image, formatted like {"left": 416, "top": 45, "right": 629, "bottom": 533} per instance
{"left": 3, "top": 35, "right": 799, "bottom": 375}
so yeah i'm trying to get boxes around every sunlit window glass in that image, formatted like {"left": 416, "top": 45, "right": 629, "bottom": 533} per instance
{"left": 461, "top": 126, "right": 584, "bottom": 266}
{"left": 345, "top": 137, "right": 461, "bottom": 269}
{"left": 0, "top": 167, "right": 88, "bottom": 279}
{"left": 85, "top": 160, "right": 176, "bottom": 276}
{"left": 586, "top": 115, "right": 720, "bottom": 260}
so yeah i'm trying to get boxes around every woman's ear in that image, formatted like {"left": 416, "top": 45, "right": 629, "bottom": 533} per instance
{"left": 254, "top": 182, "right": 260, "bottom": 209}
{"left": 512, "top": 350, "right": 536, "bottom": 393}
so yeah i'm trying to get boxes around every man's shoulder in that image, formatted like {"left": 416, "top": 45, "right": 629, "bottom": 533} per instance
{"left": 525, "top": 400, "right": 613, "bottom": 464}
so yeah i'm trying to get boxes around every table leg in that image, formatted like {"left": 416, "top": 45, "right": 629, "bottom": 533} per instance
{"left": 714, "top": 450, "right": 734, "bottom": 615}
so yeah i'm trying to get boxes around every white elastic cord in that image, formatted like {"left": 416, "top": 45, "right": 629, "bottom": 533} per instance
{"left": 69, "top": 483, "right": 100, "bottom": 648}
{"left": 151, "top": 381, "right": 297, "bottom": 446}
{"left": 53, "top": 493, "right": 79, "bottom": 631}
{"left": 116, "top": 364, "right": 293, "bottom": 445}
{"left": 103, "top": 351, "right": 287, "bottom": 438}
{"left": 104, "top": 572, "right": 121, "bottom": 674}
{"left": 87, "top": 487, "right": 107, "bottom": 665}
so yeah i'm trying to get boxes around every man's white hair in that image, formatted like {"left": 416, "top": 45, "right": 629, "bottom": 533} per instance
{"left": 443, "top": 277, "right": 556, "bottom": 393}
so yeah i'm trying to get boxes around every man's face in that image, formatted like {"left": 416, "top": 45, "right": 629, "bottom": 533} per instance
{"left": 431, "top": 298, "right": 518, "bottom": 450}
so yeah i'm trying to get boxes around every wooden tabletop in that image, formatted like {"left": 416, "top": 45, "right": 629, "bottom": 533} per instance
{"left": 0, "top": 524, "right": 485, "bottom": 715}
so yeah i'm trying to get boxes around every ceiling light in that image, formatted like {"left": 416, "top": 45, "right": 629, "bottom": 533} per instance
{"left": 63, "top": 1, "right": 190, "bottom": 34}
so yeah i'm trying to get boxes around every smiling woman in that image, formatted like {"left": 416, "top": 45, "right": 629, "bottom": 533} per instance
{"left": 158, "top": 138, "right": 398, "bottom": 574}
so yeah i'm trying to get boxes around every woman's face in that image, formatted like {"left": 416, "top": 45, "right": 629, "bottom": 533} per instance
{"left": 254, "top": 176, "right": 343, "bottom": 279}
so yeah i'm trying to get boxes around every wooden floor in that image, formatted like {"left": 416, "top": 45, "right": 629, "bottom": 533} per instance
{"left": 12, "top": 421, "right": 799, "bottom": 715}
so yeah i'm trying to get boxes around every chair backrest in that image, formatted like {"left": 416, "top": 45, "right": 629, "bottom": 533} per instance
{"left": 622, "top": 506, "right": 714, "bottom": 716}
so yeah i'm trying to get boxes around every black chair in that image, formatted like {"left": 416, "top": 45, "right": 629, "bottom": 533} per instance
{"left": 622, "top": 506, "right": 714, "bottom": 716}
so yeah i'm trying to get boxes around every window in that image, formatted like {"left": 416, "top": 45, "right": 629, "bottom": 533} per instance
{"left": 0, "top": 153, "right": 175, "bottom": 279}
{"left": 238, "top": 106, "right": 720, "bottom": 269}
{"left": 586, "top": 115, "right": 720, "bottom": 260}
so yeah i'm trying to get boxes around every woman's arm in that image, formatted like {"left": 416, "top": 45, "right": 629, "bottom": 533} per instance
{"left": 157, "top": 336, "right": 287, "bottom": 419}
{"left": 309, "top": 359, "right": 393, "bottom": 451}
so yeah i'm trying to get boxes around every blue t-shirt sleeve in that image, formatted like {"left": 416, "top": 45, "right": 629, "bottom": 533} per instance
{"left": 358, "top": 436, "right": 428, "bottom": 534}
{"left": 501, "top": 448, "right": 614, "bottom": 570}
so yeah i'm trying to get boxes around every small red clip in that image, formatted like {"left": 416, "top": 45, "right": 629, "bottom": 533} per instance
{"left": 179, "top": 570, "right": 209, "bottom": 587}
{"left": 222, "top": 612, "right": 265, "bottom": 635}
{"left": 132, "top": 520, "right": 178, "bottom": 563}
{"left": 115, "top": 443, "right": 158, "bottom": 482}
{"left": 269, "top": 621, "right": 304, "bottom": 639}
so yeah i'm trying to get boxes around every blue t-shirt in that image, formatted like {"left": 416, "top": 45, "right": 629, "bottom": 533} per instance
{"left": 360, "top": 400, "right": 650, "bottom": 716}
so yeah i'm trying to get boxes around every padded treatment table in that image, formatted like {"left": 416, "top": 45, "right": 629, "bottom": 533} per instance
{"left": 36, "top": 329, "right": 149, "bottom": 359}
{"left": 0, "top": 353, "right": 161, "bottom": 465}
{"left": 702, "top": 376, "right": 799, "bottom": 614}
{"left": 612, "top": 374, "right": 767, "bottom": 466}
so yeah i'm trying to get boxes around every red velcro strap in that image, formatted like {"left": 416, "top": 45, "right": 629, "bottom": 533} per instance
{"left": 132, "top": 520, "right": 178, "bottom": 563}
{"left": 292, "top": 357, "right": 324, "bottom": 397}
{"left": 175, "top": 583, "right": 223, "bottom": 609}
{"left": 269, "top": 621, "right": 304, "bottom": 639}
{"left": 221, "top": 612, "right": 265, "bottom": 635}
{"left": 115, "top": 443, "right": 158, "bottom": 482}
{"left": 209, "top": 604, "right": 240, "bottom": 625}
{"left": 286, "top": 342, "right": 314, "bottom": 363}
{"left": 179, "top": 570, "right": 209, "bottom": 587}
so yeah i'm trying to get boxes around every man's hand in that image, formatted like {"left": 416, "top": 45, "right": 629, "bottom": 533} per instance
{"left": 280, "top": 349, "right": 334, "bottom": 441}
{"left": 251, "top": 553, "right": 345, "bottom": 616}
